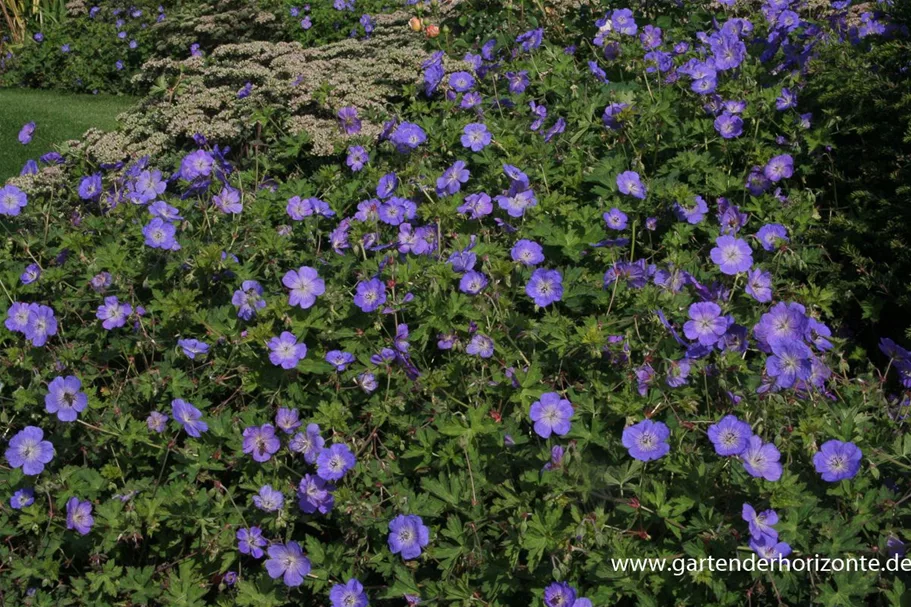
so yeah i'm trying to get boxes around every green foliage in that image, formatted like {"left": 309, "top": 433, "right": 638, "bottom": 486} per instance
{"left": 2, "top": 1, "right": 911, "bottom": 607}
{"left": 801, "top": 34, "right": 911, "bottom": 351}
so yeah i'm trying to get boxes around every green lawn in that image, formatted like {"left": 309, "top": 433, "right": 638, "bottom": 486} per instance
{"left": 0, "top": 88, "right": 137, "bottom": 180}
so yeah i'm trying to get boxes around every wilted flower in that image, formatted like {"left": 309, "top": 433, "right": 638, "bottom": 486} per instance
{"left": 147, "top": 411, "right": 168, "bottom": 433}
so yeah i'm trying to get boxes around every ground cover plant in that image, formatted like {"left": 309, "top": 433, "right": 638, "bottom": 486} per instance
{"left": 2, "top": 0, "right": 911, "bottom": 606}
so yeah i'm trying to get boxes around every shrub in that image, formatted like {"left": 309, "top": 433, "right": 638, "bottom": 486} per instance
{"left": 0, "top": 1, "right": 161, "bottom": 94}
{"left": 2, "top": 1, "right": 911, "bottom": 606}
{"left": 801, "top": 25, "right": 911, "bottom": 353}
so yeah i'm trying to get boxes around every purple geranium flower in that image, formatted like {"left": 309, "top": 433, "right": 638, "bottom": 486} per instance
{"left": 0, "top": 184, "right": 28, "bottom": 216}
{"left": 19, "top": 264, "right": 39, "bottom": 286}
{"left": 665, "top": 358, "right": 691, "bottom": 387}
{"left": 147, "top": 411, "right": 168, "bottom": 432}
{"left": 388, "top": 514, "right": 430, "bottom": 560}
{"left": 707, "top": 415, "right": 752, "bottom": 456}
{"left": 283, "top": 266, "right": 326, "bottom": 309}
{"left": 298, "top": 473, "right": 335, "bottom": 514}
{"left": 232, "top": 280, "right": 266, "bottom": 320}
{"left": 178, "top": 338, "right": 209, "bottom": 359}
{"left": 674, "top": 196, "right": 709, "bottom": 224}
{"left": 354, "top": 278, "right": 387, "bottom": 312}
{"left": 746, "top": 268, "right": 772, "bottom": 303}
{"left": 213, "top": 187, "right": 242, "bottom": 214}
{"left": 529, "top": 392, "right": 574, "bottom": 438}
{"left": 316, "top": 443, "right": 356, "bottom": 481}
{"left": 142, "top": 218, "right": 181, "bottom": 250}
{"left": 337, "top": 106, "right": 361, "bottom": 135}
{"left": 763, "top": 154, "right": 794, "bottom": 182}
{"left": 24, "top": 304, "right": 57, "bottom": 347}
{"left": 96, "top": 296, "right": 131, "bottom": 330}
{"left": 740, "top": 435, "right": 783, "bottom": 481}
{"left": 683, "top": 302, "right": 729, "bottom": 346}
{"left": 10, "top": 488, "right": 35, "bottom": 509}
{"left": 326, "top": 350, "right": 356, "bottom": 371}
{"left": 437, "top": 161, "right": 470, "bottom": 196}
{"left": 237, "top": 526, "right": 266, "bottom": 558}
{"left": 457, "top": 192, "right": 492, "bottom": 219}
{"left": 526, "top": 269, "right": 563, "bottom": 307}
{"left": 714, "top": 112, "right": 744, "bottom": 138}
{"left": 268, "top": 332, "right": 308, "bottom": 369}
{"left": 18, "top": 122, "right": 36, "bottom": 144}
{"left": 449, "top": 71, "right": 475, "bottom": 92}
{"left": 253, "top": 485, "right": 284, "bottom": 511}
{"left": 813, "top": 440, "right": 862, "bottom": 482}
{"left": 78, "top": 173, "right": 103, "bottom": 201}
{"left": 765, "top": 339, "right": 812, "bottom": 388}
{"left": 742, "top": 503, "right": 779, "bottom": 542}
{"left": 459, "top": 271, "right": 488, "bottom": 295}
{"left": 5, "top": 426, "right": 55, "bottom": 475}
{"left": 390, "top": 122, "right": 427, "bottom": 151}
{"left": 290, "top": 423, "right": 325, "bottom": 463}
{"left": 756, "top": 223, "right": 789, "bottom": 251}
{"left": 511, "top": 240, "right": 544, "bottom": 266}
{"left": 265, "top": 542, "right": 311, "bottom": 587}
{"left": 543, "top": 582, "right": 576, "bottom": 607}
{"left": 750, "top": 535, "right": 792, "bottom": 561}
{"left": 466, "top": 334, "right": 494, "bottom": 358}
{"left": 603, "top": 208, "right": 628, "bottom": 230}
{"left": 330, "top": 579, "right": 368, "bottom": 607}
{"left": 242, "top": 424, "right": 281, "bottom": 462}
{"left": 461, "top": 123, "right": 492, "bottom": 152}
{"left": 622, "top": 419, "right": 670, "bottom": 461}
{"left": 66, "top": 497, "right": 94, "bottom": 535}
{"left": 616, "top": 171, "right": 646, "bottom": 199}
{"left": 45, "top": 376, "right": 88, "bottom": 422}
{"left": 275, "top": 408, "right": 301, "bottom": 434}
{"left": 346, "top": 145, "right": 368, "bottom": 171}
{"left": 171, "top": 399, "right": 208, "bottom": 437}
{"left": 710, "top": 235, "right": 753, "bottom": 275}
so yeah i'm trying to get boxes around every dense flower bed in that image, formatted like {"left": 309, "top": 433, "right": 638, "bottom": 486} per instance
{"left": 2, "top": 1, "right": 911, "bottom": 606}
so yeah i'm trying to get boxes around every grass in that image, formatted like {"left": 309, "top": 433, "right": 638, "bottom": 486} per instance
{"left": 0, "top": 88, "right": 137, "bottom": 180}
